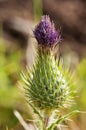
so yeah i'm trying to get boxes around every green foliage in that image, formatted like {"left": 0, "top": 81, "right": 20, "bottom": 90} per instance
{"left": 75, "top": 59, "right": 86, "bottom": 109}
{"left": 0, "top": 39, "right": 23, "bottom": 129}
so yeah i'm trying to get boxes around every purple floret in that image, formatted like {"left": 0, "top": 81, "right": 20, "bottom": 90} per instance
{"left": 34, "top": 15, "right": 61, "bottom": 47}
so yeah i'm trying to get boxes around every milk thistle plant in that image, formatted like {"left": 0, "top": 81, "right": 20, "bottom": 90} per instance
{"left": 21, "top": 15, "right": 78, "bottom": 130}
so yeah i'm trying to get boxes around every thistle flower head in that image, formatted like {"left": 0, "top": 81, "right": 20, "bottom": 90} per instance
{"left": 21, "top": 15, "right": 75, "bottom": 130}
{"left": 34, "top": 15, "right": 61, "bottom": 47}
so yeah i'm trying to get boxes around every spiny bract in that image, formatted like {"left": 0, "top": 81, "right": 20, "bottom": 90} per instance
{"left": 22, "top": 52, "right": 73, "bottom": 110}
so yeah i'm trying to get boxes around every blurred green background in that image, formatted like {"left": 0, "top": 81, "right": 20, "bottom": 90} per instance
{"left": 0, "top": 0, "right": 86, "bottom": 130}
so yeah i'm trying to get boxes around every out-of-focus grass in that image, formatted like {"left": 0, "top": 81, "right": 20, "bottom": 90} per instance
{"left": 0, "top": 39, "right": 22, "bottom": 107}
{"left": 0, "top": 38, "right": 25, "bottom": 129}
{"left": 62, "top": 52, "right": 86, "bottom": 110}
{"left": 33, "top": 0, "right": 43, "bottom": 21}
{"left": 75, "top": 59, "right": 86, "bottom": 110}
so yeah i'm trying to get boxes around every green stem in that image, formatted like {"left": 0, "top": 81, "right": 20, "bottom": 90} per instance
{"left": 42, "top": 109, "right": 52, "bottom": 130}
{"left": 28, "top": 102, "right": 45, "bottom": 130}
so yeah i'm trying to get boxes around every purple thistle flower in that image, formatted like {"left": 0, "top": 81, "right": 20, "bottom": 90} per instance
{"left": 33, "top": 15, "right": 61, "bottom": 47}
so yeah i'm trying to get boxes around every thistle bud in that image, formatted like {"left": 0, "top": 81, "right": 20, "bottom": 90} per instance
{"left": 22, "top": 15, "right": 73, "bottom": 110}
{"left": 21, "top": 15, "right": 75, "bottom": 130}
